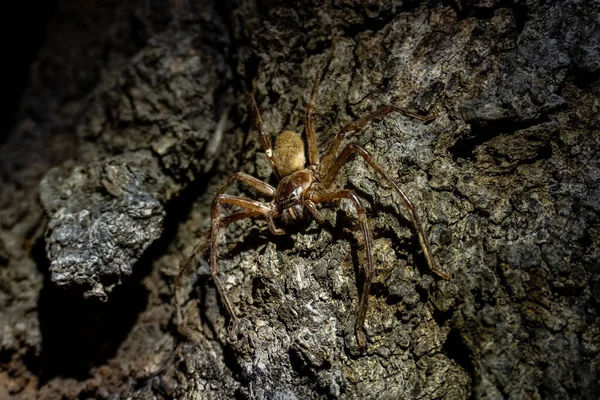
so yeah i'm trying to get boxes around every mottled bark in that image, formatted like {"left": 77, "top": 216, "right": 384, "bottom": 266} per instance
{"left": 0, "top": 0, "right": 598, "bottom": 399}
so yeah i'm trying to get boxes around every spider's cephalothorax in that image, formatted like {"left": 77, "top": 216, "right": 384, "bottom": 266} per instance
{"left": 178, "top": 39, "right": 450, "bottom": 349}
{"left": 276, "top": 170, "right": 314, "bottom": 226}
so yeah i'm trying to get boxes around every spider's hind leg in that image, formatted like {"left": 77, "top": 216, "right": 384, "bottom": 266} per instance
{"left": 319, "top": 106, "right": 435, "bottom": 180}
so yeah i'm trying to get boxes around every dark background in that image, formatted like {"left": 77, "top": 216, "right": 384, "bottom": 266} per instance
{"left": 1, "top": 0, "right": 56, "bottom": 143}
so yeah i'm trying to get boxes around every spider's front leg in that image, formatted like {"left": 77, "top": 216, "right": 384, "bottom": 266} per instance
{"left": 309, "top": 189, "right": 373, "bottom": 348}
{"left": 176, "top": 171, "right": 278, "bottom": 337}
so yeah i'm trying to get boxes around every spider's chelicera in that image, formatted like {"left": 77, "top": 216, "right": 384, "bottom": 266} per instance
{"left": 179, "top": 41, "right": 450, "bottom": 348}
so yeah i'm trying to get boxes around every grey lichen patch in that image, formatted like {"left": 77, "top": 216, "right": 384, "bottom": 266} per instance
{"left": 40, "top": 159, "right": 165, "bottom": 299}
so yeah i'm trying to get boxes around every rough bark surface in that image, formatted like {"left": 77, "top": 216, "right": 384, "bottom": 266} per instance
{"left": 0, "top": 0, "right": 598, "bottom": 399}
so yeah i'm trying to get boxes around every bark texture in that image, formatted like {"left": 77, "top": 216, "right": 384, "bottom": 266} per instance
{"left": 0, "top": 0, "right": 598, "bottom": 399}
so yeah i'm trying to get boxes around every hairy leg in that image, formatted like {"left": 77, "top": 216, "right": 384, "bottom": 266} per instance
{"left": 218, "top": 171, "right": 276, "bottom": 198}
{"left": 321, "top": 143, "right": 449, "bottom": 281}
{"left": 209, "top": 194, "right": 275, "bottom": 335}
{"left": 305, "top": 38, "right": 337, "bottom": 166}
{"left": 249, "top": 93, "right": 280, "bottom": 179}
{"left": 310, "top": 189, "right": 373, "bottom": 348}
{"left": 175, "top": 209, "right": 264, "bottom": 334}
{"left": 175, "top": 170, "right": 276, "bottom": 332}
{"left": 319, "top": 106, "right": 435, "bottom": 176}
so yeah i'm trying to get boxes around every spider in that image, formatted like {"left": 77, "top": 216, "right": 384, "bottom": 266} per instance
{"left": 177, "top": 41, "right": 450, "bottom": 348}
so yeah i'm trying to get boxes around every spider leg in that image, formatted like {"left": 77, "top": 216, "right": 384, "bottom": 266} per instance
{"left": 249, "top": 93, "right": 281, "bottom": 179}
{"left": 309, "top": 189, "right": 373, "bottom": 348}
{"left": 175, "top": 232, "right": 209, "bottom": 328}
{"left": 210, "top": 194, "right": 276, "bottom": 335}
{"left": 175, "top": 210, "right": 263, "bottom": 333}
{"left": 197, "top": 172, "right": 274, "bottom": 306}
{"left": 305, "top": 200, "right": 325, "bottom": 225}
{"left": 176, "top": 171, "right": 277, "bottom": 334}
{"left": 305, "top": 37, "right": 337, "bottom": 166}
{"left": 220, "top": 210, "right": 265, "bottom": 227}
{"left": 180, "top": 210, "right": 266, "bottom": 285}
{"left": 321, "top": 143, "right": 450, "bottom": 281}
{"left": 319, "top": 106, "right": 435, "bottom": 177}
{"left": 218, "top": 171, "right": 276, "bottom": 198}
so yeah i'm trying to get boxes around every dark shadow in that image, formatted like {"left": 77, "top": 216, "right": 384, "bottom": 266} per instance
{"left": 30, "top": 169, "right": 217, "bottom": 382}
{"left": 571, "top": 66, "right": 600, "bottom": 88}
{"left": 443, "top": 328, "right": 475, "bottom": 390}
{"left": 433, "top": 308, "right": 454, "bottom": 327}
{"left": 449, "top": 115, "right": 552, "bottom": 162}
{"left": 32, "top": 236, "right": 148, "bottom": 382}
{"left": 1, "top": 0, "right": 56, "bottom": 144}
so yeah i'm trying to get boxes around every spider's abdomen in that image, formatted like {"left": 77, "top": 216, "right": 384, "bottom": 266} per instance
{"left": 275, "top": 131, "right": 306, "bottom": 177}
{"left": 276, "top": 170, "right": 314, "bottom": 226}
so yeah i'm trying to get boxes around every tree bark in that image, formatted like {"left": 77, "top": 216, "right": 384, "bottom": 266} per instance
{"left": 0, "top": 0, "right": 598, "bottom": 399}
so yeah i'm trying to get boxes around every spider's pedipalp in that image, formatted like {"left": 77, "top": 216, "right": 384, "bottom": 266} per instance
{"left": 305, "top": 200, "right": 325, "bottom": 225}
{"left": 267, "top": 213, "right": 286, "bottom": 235}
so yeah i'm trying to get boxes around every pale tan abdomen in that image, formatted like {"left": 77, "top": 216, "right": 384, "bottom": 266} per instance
{"left": 275, "top": 131, "right": 306, "bottom": 177}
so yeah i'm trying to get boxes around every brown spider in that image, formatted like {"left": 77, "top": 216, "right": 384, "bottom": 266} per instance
{"left": 177, "top": 41, "right": 450, "bottom": 348}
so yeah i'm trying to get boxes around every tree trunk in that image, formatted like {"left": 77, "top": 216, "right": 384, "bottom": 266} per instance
{"left": 0, "top": 0, "right": 598, "bottom": 399}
